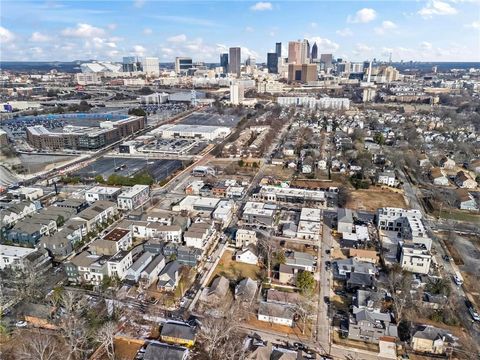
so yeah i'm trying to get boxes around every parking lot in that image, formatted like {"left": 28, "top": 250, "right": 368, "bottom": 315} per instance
{"left": 178, "top": 111, "right": 241, "bottom": 128}
{"left": 73, "top": 157, "right": 183, "bottom": 182}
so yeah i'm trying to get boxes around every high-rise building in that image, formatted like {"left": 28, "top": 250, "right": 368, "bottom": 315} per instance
{"left": 275, "top": 42, "right": 282, "bottom": 57}
{"left": 220, "top": 53, "right": 228, "bottom": 73}
{"left": 320, "top": 54, "right": 333, "bottom": 70}
{"left": 288, "top": 64, "right": 317, "bottom": 83}
{"left": 288, "top": 40, "right": 310, "bottom": 64}
{"left": 305, "top": 40, "right": 311, "bottom": 62}
{"left": 311, "top": 42, "right": 318, "bottom": 60}
{"left": 267, "top": 53, "right": 278, "bottom": 73}
{"left": 288, "top": 41, "right": 301, "bottom": 64}
{"left": 175, "top": 57, "right": 193, "bottom": 74}
{"left": 143, "top": 57, "right": 159, "bottom": 76}
{"left": 123, "top": 56, "right": 139, "bottom": 72}
{"left": 229, "top": 47, "right": 241, "bottom": 76}
{"left": 246, "top": 57, "right": 256, "bottom": 67}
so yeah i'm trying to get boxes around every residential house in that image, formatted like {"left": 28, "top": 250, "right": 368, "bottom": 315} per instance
{"left": 235, "top": 278, "right": 257, "bottom": 304}
{"left": 55, "top": 199, "right": 88, "bottom": 214}
{"left": 439, "top": 156, "right": 455, "bottom": 170}
{"left": 20, "top": 303, "right": 58, "bottom": 330}
{"left": 417, "top": 154, "right": 430, "bottom": 167}
{"left": 149, "top": 224, "right": 183, "bottom": 242}
{"left": 430, "top": 167, "right": 449, "bottom": 186}
{"left": 399, "top": 243, "right": 432, "bottom": 274}
{"left": 348, "top": 307, "right": 398, "bottom": 344}
{"left": 455, "top": 189, "right": 478, "bottom": 211}
{"left": 235, "top": 228, "right": 257, "bottom": 248}
{"left": 212, "top": 200, "right": 235, "bottom": 225}
{"left": 266, "top": 289, "right": 300, "bottom": 306}
{"left": 65, "top": 251, "right": 108, "bottom": 285}
{"left": 107, "top": 250, "right": 133, "bottom": 280}
{"left": 282, "top": 222, "right": 297, "bottom": 238}
{"left": 205, "top": 275, "right": 230, "bottom": 303}
{"left": 235, "top": 245, "right": 259, "bottom": 265}
{"left": 334, "top": 258, "right": 376, "bottom": 278}
{"left": 377, "top": 171, "right": 396, "bottom": 187}
{"left": 258, "top": 301, "right": 295, "bottom": 327}
{"left": 285, "top": 251, "right": 315, "bottom": 272}
{"left": 143, "top": 343, "right": 189, "bottom": 360}
{"left": 347, "top": 272, "right": 375, "bottom": 290}
{"left": 0, "top": 245, "right": 51, "bottom": 272}
{"left": 125, "top": 251, "right": 155, "bottom": 283}
{"left": 158, "top": 260, "right": 180, "bottom": 291}
{"left": 184, "top": 221, "right": 213, "bottom": 249}
{"left": 161, "top": 322, "right": 196, "bottom": 347}
{"left": 0, "top": 201, "right": 38, "bottom": 227}
{"left": 90, "top": 228, "right": 132, "bottom": 256}
{"left": 176, "top": 246, "right": 203, "bottom": 267}
{"left": 411, "top": 325, "right": 455, "bottom": 355}
{"left": 337, "top": 208, "right": 354, "bottom": 234}
{"left": 72, "top": 200, "right": 118, "bottom": 235}
{"left": 454, "top": 171, "right": 477, "bottom": 189}
{"left": 40, "top": 219, "right": 84, "bottom": 258}
{"left": 140, "top": 254, "right": 166, "bottom": 288}
{"left": 278, "top": 264, "right": 298, "bottom": 285}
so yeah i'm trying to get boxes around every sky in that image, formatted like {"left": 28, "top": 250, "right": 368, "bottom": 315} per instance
{"left": 1, "top": 0, "right": 479, "bottom": 63}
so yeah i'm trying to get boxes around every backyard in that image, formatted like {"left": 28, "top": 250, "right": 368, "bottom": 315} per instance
{"left": 209, "top": 250, "right": 263, "bottom": 284}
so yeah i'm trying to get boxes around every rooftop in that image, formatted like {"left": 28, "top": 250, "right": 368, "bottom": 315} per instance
{"left": 103, "top": 228, "right": 130, "bottom": 242}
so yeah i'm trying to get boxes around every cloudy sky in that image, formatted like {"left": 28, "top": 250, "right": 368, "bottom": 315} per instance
{"left": 1, "top": 0, "right": 479, "bottom": 63}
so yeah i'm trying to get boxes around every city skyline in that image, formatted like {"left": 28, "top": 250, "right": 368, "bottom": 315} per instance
{"left": 0, "top": 0, "right": 479, "bottom": 63}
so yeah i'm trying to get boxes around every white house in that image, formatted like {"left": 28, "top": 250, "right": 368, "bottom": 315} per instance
{"left": 85, "top": 186, "right": 122, "bottom": 203}
{"left": 235, "top": 246, "right": 258, "bottom": 265}
{"left": 140, "top": 254, "right": 166, "bottom": 289}
{"left": 258, "top": 301, "right": 294, "bottom": 327}
{"left": 184, "top": 221, "right": 212, "bottom": 249}
{"left": 235, "top": 229, "right": 257, "bottom": 248}
{"left": 107, "top": 250, "right": 133, "bottom": 280}
{"left": 125, "top": 251, "right": 154, "bottom": 283}
{"left": 400, "top": 244, "right": 432, "bottom": 274}
{"left": 377, "top": 171, "right": 396, "bottom": 187}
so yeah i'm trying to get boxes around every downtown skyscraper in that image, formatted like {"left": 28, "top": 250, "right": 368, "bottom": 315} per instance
{"left": 229, "top": 47, "right": 241, "bottom": 76}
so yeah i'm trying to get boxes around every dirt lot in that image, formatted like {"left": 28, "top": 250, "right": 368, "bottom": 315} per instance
{"left": 113, "top": 337, "right": 145, "bottom": 360}
{"left": 347, "top": 187, "right": 407, "bottom": 211}
{"left": 209, "top": 250, "right": 263, "bottom": 284}
{"left": 281, "top": 241, "right": 318, "bottom": 256}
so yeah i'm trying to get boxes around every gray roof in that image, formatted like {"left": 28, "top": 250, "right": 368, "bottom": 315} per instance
{"left": 158, "top": 261, "right": 180, "bottom": 287}
{"left": 208, "top": 276, "right": 230, "bottom": 299}
{"left": 347, "top": 272, "right": 374, "bottom": 287}
{"left": 161, "top": 322, "right": 195, "bottom": 341}
{"left": 130, "top": 252, "right": 154, "bottom": 272}
{"left": 337, "top": 208, "right": 353, "bottom": 223}
{"left": 235, "top": 278, "right": 257, "bottom": 302}
{"left": 143, "top": 254, "right": 165, "bottom": 275}
{"left": 143, "top": 342, "right": 188, "bottom": 360}
{"left": 413, "top": 325, "right": 454, "bottom": 342}
{"left": 258, "top": 301, "right": 294, "bottom": 320}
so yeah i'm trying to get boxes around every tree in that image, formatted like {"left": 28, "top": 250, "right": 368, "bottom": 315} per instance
{"left": 138, "top": 86, "right": 153, "bottom": 95}
{"left": 95, "top": 175, "right": 105, "bottom": 184}
{"left": 337, "top": 186, "right": 351, "bottom": 208}
{"left": 373, "top": 132, "right": 385, "bottom": 145}
{"left": 128, "top": 108, "right": 147, "bottom": 117}
{"left": 196, "top": 303, "right": 247, "bottom": 360}
{"left": 275, "top": 250, "right": 286, "bottom": 265}
{"left": 15, "top": 330, "right": 61, "bottom": 360}
{"left": 294, "top": 294, "right": 318, "bottom": 334}
{"left": 97, "top": 322, "right": 117, "bottom": 360}
{"left": 257, "top": 236, "right": 277, "bottom": 281}
{"left": 385, "top": 264, "right": 413, "bottom": 321}
{"left": 296, "top": 271, "right": 315, "bottom": 295}
{"left": 58, "top": 291, "right": 91, "bottom": 360}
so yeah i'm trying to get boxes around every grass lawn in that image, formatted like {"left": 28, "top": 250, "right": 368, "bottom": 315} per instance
{"left": 209, "top": 250, "right": 263, "bottom": 284}
{"left": 431, "top": 209, "right": 480, "bottom": 223}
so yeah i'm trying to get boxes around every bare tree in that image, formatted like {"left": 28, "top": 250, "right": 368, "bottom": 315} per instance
{"left": 58, "top": 291, "right": 91, "bottom": 360}
{"left": 97, "top": 322, "right": 117, "bottom": 360}
{"left": 15, "top": 330, "right": 60, "bottom": 360}
{"left": 257, "top": 235, "right": 277, "bottom": 281}
{"left": 386, "top": 264, "right": 413, "bottom": 321}
{"left": 294, "top": 293, "right": 318, "bottom": 335}
{"left": 196, "top": 302, "right": 247, "bottom": 360}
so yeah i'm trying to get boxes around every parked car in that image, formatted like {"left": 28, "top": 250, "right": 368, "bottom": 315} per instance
{"left": 469, "top": 307, "right": 480, "bottom": 321}
{"left": 324, "top": 296, "right": 330, "bottom": 304}
{"left": 15, "top": 320, "right": 27, "bottom": 328}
